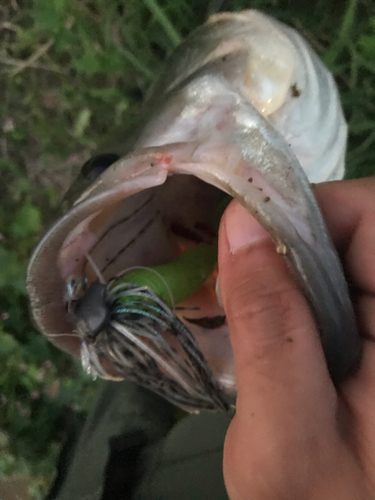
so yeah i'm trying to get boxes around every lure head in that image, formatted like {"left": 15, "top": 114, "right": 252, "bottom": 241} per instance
{"left": 74, "top": 283, "right": 110, "bottom": 340}
{"left": 27, "top": 10, "right": 360, "bottom": 412}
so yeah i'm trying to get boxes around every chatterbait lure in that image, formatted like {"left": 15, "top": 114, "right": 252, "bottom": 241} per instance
{"left": 72, "top": 198, "right": 231, "bottom": 411}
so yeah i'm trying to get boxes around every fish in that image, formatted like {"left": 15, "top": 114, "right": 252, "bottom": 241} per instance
{"left": 27, "top": 10, "right": 362, "bottom": 412}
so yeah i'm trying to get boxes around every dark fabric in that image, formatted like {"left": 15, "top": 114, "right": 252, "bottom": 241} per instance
{"left": 45, "top": 411, "right": 85, "bottom": 500}
{"left": 48, "top": 381, "right": 175, "bottom": 500}
{"left": 48, "top": 381, "right": 232, "bottom": 500}
{"left": 133, "top": 411, "right": 231, "bottom": 500}
{"left": 101, "top": 430, "right": 149, "bottom": 499}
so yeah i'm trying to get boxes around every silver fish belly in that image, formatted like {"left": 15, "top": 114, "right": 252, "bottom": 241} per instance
{"left": 27, "top": 10, "right": 361, "bottom": 412}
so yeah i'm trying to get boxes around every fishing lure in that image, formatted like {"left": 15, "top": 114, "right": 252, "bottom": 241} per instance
{"left": 74, "top": 276, "right": 229, "bottom": 411}
{"left": 112, "top": 243, "right": 217, "bottom": 307}
{"left": 72, "top": 198, "right": 230, "bottom": 411}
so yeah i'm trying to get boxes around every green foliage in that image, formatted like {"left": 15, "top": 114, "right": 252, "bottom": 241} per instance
{"left": 1, "top": 0, "right": 375, "bottom": 497}
{"left": 0, "top": 155, "right": 97, "bottom": 497}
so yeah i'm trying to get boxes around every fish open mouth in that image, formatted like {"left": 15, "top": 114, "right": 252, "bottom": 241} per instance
{"left": 28, "top": 153, "right": 241, "bottom": 412}
{"left": 68, "top": 175, "right": 235, "bottom": 412}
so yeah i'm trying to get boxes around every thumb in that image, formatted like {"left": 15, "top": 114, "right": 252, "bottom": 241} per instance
{"left": 218, "top": 201, "right": 337, "bottom": 496}
{"left": 218, "top": 200, "right": 333, "bottom": 410}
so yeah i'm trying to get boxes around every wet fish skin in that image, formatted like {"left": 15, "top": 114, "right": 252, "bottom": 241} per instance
{"left": 142, "top": 10, "right": 347, "bottom": 183}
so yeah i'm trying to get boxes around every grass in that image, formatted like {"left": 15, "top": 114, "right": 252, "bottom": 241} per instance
{"left": 0, "top": 0, "right": 375, "bottom": 497}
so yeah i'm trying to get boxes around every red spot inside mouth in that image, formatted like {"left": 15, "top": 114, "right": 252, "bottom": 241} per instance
{"left": 154, "top": 154, "right": 172, "bottom": 168}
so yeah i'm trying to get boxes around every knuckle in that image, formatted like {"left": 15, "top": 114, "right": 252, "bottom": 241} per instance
{"left": 225, "top": 269, "right": 307, "bottom": 356}
{"left": 227, "top": 273, "right": 298, "bottom": 328}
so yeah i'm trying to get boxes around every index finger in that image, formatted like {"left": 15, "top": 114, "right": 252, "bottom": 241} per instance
{"left": 314, "top": 177, "right": 375, "bottom": 295}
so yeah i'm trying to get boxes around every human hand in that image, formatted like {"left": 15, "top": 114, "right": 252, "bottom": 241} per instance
{"left": 219, "top": 178, "right": 375, "bottom": 500}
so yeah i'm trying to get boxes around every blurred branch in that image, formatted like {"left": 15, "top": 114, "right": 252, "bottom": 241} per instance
{"left": 10, "top": 38, "right": 54, "bottom": 77}
{"left": 1, "top": 55, "right": 65, "bottom": 74}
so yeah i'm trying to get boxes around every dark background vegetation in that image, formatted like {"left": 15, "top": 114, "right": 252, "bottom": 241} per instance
{"left": 0, "top": 0, "right": 374, "bottom": 497}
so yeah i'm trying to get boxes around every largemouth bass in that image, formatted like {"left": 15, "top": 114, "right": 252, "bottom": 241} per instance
{"left": 27, "top": 10, "right": 361, "bottom": 412}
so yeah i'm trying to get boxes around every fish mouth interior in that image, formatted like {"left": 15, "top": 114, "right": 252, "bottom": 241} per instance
{"left": 59, "top": 174, "right": 236, "bottom": 395}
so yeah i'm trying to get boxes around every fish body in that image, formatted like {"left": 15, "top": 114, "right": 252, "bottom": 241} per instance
{"left": 27, "top": 10, "right": 361, "bottom": 411}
